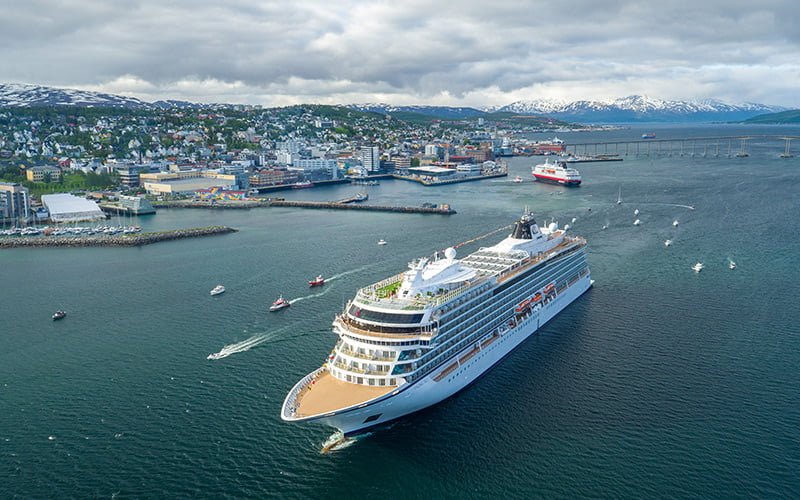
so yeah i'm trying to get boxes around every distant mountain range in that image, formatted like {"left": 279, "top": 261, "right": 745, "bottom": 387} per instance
{"left": 0, "top": 83, "right": 791, "bottom": 123}
{"left": 350, "top": 96, "right": 788, "bottom": 123}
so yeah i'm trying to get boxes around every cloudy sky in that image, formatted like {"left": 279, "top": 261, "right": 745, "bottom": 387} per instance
{"left": 2, "top": 0, "right": 798, "bottom": 107}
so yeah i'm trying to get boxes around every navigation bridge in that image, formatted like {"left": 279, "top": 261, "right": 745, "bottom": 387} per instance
{"left": 564, "top": 135, "right": 799, "bottom": 158}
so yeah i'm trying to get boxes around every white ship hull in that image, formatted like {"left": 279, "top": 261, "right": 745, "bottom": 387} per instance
{"left": 285, "top": 273, "right": 592, "bottom": 435}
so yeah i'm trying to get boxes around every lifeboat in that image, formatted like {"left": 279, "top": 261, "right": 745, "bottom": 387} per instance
{"left": 543, "top": 283, "right": 556, "bottom": 295}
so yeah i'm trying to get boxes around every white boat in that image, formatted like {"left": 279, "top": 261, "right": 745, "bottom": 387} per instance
{"left": 729, "top": 261, "right": 736, "bottom": 270}
{"left": 531, "top": 160, "right": 581, "bottom": 186}
{"left": 512, "top": 176, "right": 523, "bottom": 183}
{"left": 281, "top": 212, "right": 593, "bottom": 436}
{"left": 692, "top": 263, "right": 704, "bottom": 272}
{"left": 210, "top": 285, "right": 225, "bottom": 296}
{"left": 269, "top": 295, "right": 290, "bottom": 311}
{"left": 673, "top": 220, "right": 679, "bottom": 227}
{"left": 207, "top": 352, "right": 226, "bottom": 360}
{"left": 377, "top": 239, "right": 387, "bottom": 246}
{"left": 665, "top": 239, "right": 672, "bottom": 246}
{"left": 633, "top": 219, "right": 641, "bottom": 226}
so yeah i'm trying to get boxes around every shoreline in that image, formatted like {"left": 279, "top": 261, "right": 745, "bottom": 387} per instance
{"left": 0, "top": 226, "right": 237, "bottom": 249}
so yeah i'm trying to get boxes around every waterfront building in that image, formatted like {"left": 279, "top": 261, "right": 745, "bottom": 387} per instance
{"left": 117, "top": 195, "right": 156, "bottom": 215}
{"left": 114, "top": 164, "right": 145, "bottom": 188}
{"left": 360, "top": 146, "right": 380, "bottom": 173}
{"left": 249, "top": 169, "right": 299, "bottom": 187}
{"left": 0, "top": 182, "right": 31, "bottom": 221}
{"left": 41, "top": 193, "right": 105, "bottom": 222}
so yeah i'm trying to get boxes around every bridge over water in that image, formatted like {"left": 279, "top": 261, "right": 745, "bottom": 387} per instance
{"left": 564, "top": 135, "right": 799, "bottom": 158}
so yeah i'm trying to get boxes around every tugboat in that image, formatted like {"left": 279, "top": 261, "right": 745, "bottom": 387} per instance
{"left": 308, "top": 275, "right": 325, "bottom": 286}
{"left": 52, "top": 310, "right": 67, "bottom": 321}
{"left": 269, "top": 295, "right": 291, "bottom": 311}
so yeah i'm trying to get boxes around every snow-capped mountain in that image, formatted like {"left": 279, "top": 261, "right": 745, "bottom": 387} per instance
{"left": 495, "top": 95, "right": 787, "bottom": 122}
{"left": 346, "top": 103, "right": 485, "bottom": 119}
{"left": 0, "top": 83, "right": 151, "bottom": 108}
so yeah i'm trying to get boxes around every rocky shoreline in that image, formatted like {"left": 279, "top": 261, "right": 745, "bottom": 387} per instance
{"left": 0, "top": 226, "right": 237, "bottom": 249}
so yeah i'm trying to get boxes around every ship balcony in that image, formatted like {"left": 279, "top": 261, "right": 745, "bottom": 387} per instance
{"left": 331, "top": 359, "right": 391, "bottom": 376}
{"left": 334, "top": 316, "right": 438, "bottom": 341}
{"left": 337, "top": 346, "right": 397, "bottom": 362}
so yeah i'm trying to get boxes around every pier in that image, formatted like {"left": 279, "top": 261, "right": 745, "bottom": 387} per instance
{"left": 564, "top": 135, "right": 800, "bottom": 157}
{"left": 267, "top": 200, "right": 456, "bottom": 214}
{"left": 392, "top": 171, "right": 507, "bottom": 186}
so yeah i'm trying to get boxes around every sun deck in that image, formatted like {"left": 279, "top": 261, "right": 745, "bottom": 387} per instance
{"left": 293, "top": 369, "right": 395, "bottom": 418}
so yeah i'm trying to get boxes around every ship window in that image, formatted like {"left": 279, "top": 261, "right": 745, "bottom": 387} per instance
{"left": 363, "top": 414, "right": 382, "bottom": 423}
{"left": 348, "top": 305, "right": 424, "bottom": 324}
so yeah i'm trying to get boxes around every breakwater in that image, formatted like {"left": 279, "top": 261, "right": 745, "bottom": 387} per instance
{"left": 0, "top": 226, "right": 236, "bottom": 249}
{"left": 267, "top": 200, "right": 456, "bottom": 214}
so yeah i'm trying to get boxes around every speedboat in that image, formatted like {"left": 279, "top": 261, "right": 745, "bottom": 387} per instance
{"left": 512, "top": 176, "right": 523, "bottom": 183}
{"left": 52, "top": 310, "right": 66, "bottom": 321}
{"left": 729, "top": 261, "right": 737, "bottom": 270}
{"left": 665, "top": 239, "right": 672, "bottom": 246}
{"left": 692, "top": 263, "right": 704, "bottom": 272}
{"left": 308, "top": 275, "right": 325, "bottom": 286}
{"left": 207, "top": 352, "right": 226, "bottom": 360}
{"left": 633, "top": 219, "right": 641, "bottom": 226}
{"left": 378, "top": 239, "right": 387, "bottom": 245}
{"left": 672, "top": 220, "right": 679, "bottom": 227}
{"left": 269, "top": 295, "right": 290, "bottom": 311}
{"left": 210, "top": 285, "right": 225, "bottom": 296}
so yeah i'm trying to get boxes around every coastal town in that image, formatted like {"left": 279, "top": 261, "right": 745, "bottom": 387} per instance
{"left": 0, "top": 104, "right": 622, "bottom": 237}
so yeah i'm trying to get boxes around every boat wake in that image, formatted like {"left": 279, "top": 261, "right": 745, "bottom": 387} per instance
{"left": 207, "top": 331, "right": 279, "bottom": 360}
{"left": 290, "top": 287, "right": 332, "bottom": 304}
{"left": 320, "top": 430, "right": 369, "bottom": 453}
{"left": 326, "top": 264, "right": 374, "bottom": 282}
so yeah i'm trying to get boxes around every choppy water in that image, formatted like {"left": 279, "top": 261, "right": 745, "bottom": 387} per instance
{"left": 2, "top": 124, "right": 799, "bottom": 498}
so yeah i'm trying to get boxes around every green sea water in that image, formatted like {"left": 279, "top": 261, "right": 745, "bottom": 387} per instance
{"left": 2, "top": 124, "right": 799, "bottom": 498}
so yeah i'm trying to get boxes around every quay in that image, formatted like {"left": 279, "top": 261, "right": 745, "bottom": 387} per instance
{"left": 0, "top": 226, "right": 236, "bottom": 249}
{"left": 564, "top": 135, "right": 800, "bottom": 157}
{"left": 392, "top": 171, "right": 507, "bottom": 186}
{"left": 267, "top": 200, "right": 456, "bottom": 214}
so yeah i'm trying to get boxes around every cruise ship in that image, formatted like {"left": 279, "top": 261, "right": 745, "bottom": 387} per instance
{"left": 532, "top": 160, "right": 582, "bottom": 186}
{"left": 281, "top": 212, "right": 593, "bottom": 435}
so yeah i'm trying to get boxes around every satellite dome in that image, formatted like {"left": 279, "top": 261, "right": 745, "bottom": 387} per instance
{"left": 444, "top": 247, "right": 457, "bottom": 260}
{"left": 548, "top": 222, "right": 558, "bottom": 232}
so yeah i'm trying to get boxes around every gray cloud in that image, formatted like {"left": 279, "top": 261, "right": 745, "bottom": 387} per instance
{"left": 1, "top": 0, "right": 798, "bottom": 107}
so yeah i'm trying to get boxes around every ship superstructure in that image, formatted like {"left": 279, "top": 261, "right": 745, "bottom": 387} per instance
{"left": 282, "top": 212, "right": 592, "bottom": 435}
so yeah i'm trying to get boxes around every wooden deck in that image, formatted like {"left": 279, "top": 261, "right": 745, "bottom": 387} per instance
{"left": 294, "top": 370, "right": 395, "bottom": 418}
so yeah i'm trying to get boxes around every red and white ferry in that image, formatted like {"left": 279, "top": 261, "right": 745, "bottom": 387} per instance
{"left": 532, "top": 160, "right": 581, "bottom": 186}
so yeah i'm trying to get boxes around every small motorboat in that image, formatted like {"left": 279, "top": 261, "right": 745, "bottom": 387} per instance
{"left": 52, "top": 310, "right": 66, "bottom": 321}
{"left": 269, "top": 295, "right": 290, "bottom": 311}
{"left": 378, "top": 239, "right": 387, "bottom": 245}
{"left": 207, "top": 352, "right": 226, "bottom": 360}
{"left": 665, "top": 239, "right": 672, "bottom": 246}
{"left": 210, "top": 285, "right": 226, "bottom": 296}
{"left": 672, "top": 220, "right": 679, "bottom": 227}
{"left": 512, "top": 176, "right": 523, "bottom": 183}
{"left": 308, "top": 275, "right": 325, "bottom": 286}
{"left": 729, "top": 261, "right": 737, "bottom": 270}
{"left": 633, "top": 219, "right": 641, "bottom": 226}
{"left": 692, "top": 263, "right": 704, "bottom": 272}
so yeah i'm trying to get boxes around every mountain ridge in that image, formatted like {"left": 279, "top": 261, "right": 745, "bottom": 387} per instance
{"left": 0, "top": 83, "right": 788, "bottom": 123}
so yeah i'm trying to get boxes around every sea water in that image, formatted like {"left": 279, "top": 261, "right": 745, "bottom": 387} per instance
{"left": 1, "top": 124, "right": 799, "bottom": 498}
